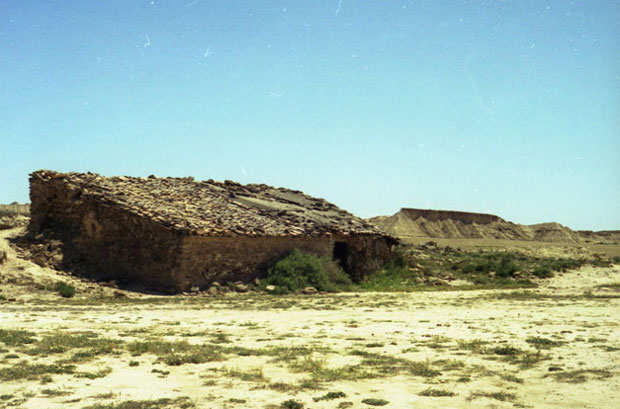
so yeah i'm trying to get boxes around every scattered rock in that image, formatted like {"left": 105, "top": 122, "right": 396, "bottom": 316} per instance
{"left": 48, "top": 239, "right": 63, "bottom": 251}
{"left": 51, "top": 254, "right": 63, "bottom": 266}
{"left": 190, "top": 286, "right": 200, "bottom": 293}
{"left": 265, "top": 285, "right": 276, "bottom": 293}
{"left": 208, "top": 286, "right": 218, "bottom": 295}
{"left": 235, "top": 283, "right": 249, "bottom": 293}
{"left": 426, "top": 277, "right": 448, "bottom": 286}
{"left": 302, "top": 286, "right": 318, "bottom": 295}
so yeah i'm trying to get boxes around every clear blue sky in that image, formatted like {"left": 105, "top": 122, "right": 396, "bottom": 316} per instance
{"left": 2, "top": 1, "right": 619, "bottom": 230}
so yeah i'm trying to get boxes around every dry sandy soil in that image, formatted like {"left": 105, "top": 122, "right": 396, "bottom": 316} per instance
{"left": 1, "top": 228, "right": 619, "bottom": 409}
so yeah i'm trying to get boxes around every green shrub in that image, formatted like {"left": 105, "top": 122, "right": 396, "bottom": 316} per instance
{"left": 492, "top": 345, "right": 521, "bottom": 356}
{"left": 495, "top": 255, "right": 520, "bottom": 278}
{"left": 361, "top": 398, "right": 389, "bottom": 406}
{"left": 313, "top": 391, "right": 346, "bottom": 402}
{"left": 390, "top": 244, "right": 419, "bottom": 268}
{"left": 359, "top": 266, "right": 412, "bottom": 291}
{"left": 0, "top": 329, "right": 36, "bottom": 346}
{"left": 461, "top": 264, "right": 476, "bottom": 274}
{"left": 532, "top": 266, "right": 553, "bottom": 278}
{"left": 418, "top": 388, "right": 456, "bottom": 397}
{"left": 281, "top": 399, "right": 304, "bottom": 409}
{"left": 546, "top": 258, "right": 586, "bottom": 272}
{"left": 589, "top": 259, "right": 612, "bottom": 268}
{"left": 265, "top": 250, "right": 351, "bottom": 294}
{"left": 54, "top": 282, "right": 75, "bottom": 298}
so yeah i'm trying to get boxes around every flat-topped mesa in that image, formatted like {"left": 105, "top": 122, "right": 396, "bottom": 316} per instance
{"left": 368, "top": 208, "right": 531, "bottom": 240}
{"left": 400, "top": 208, "right": 503, "bottom": 225}
{"left": 28, "top": 170, "right": 396, "bottom": 292}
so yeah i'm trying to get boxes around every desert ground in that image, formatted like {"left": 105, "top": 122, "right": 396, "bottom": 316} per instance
{"left": 1, "top": 227, "right": 619, "bottom": 409}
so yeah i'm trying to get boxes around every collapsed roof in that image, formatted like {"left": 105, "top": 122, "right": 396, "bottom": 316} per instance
{"left": 31, "top": 170, "right": 392, "bottom": 239}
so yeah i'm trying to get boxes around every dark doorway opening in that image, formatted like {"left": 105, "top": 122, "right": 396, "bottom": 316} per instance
{"left": 333, "top": 241, "right": 348, "bottom": 270}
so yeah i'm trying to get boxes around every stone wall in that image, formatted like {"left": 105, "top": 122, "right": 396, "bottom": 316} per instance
{"left": 29, "top": 176, "right": 84, "bottom": 234}
{"left": 176, "top": 235, "right": 393, "bottom": 291}
{"left": 29, "top": 175, "right": 394, "bottom": 293}
{"left": 72, "top": 199, "right": 183, "bottom": 290}
{"left": 28, "top": 176, "right": 183, "bottom": 291}
{"left": 343, "top": 235, "right": 394, "bottom": 282}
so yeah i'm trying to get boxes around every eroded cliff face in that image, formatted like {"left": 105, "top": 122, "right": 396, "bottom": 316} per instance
{"left": 400, "top": 208, "right": 503, "bottom": 225}
{"left": 0, "top": 203, "right": 30, "bottom": 214}
{"left": 368, "top": 208, "right": 588, "bottom": 243}
{"left": 577, "top": 230, "right": 620, "bottom": 243}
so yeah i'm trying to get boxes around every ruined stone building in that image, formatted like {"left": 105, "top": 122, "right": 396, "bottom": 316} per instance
{"left": 28, "top": 170, "right": 397, "bottom": 292}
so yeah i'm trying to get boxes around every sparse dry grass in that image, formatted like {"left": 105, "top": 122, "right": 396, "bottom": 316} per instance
{"left": 1, "top": 229, "right": 619, "bottom": 409}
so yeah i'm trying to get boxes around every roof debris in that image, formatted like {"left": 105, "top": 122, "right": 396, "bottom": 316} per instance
{"left": 31, "top": 170, "right": 390, "bottom": 238}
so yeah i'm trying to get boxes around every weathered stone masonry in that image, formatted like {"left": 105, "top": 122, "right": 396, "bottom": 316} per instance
{"left": 28, "top": 170, "right": 396, "bottom": 292}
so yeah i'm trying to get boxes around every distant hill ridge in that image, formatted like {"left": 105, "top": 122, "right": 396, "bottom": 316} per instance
{"left": 399, "top": 208, "right": 502, "bottom": 224}
{"left": 368, "top": 208, "right": 619, "bottom": 245}
{"left": 0, "top": 202, "right": 30, "bottom": 214}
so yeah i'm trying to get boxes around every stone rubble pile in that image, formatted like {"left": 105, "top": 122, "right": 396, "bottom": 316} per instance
{"left": 0, "top": 203, "right": 30, "bottom": 230}
{"left": 0, "top": 214, "right": 29, "bottom": 230}
{"left": 11, "top": 233, "right": 66, "bottom": 271}
{"left": 30, "top": 170, "right": 389, "bottom": 238}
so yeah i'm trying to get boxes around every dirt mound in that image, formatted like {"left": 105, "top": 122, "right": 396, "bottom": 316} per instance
{"left": 368, "top": 208, "right": 612, "bottom": 245}
{"left": 523, "top": 222, "right": 583, "bottom": 244}
{"left": 577, "top": 230, "right": 620, "bottom": 245}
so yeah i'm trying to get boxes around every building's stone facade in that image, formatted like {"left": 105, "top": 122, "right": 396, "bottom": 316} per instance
{"left": 176, "top": 234, "right": 392, "bottom": 291}
{"left": 28, "top": 170, "right": 396, "bottom": 292}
